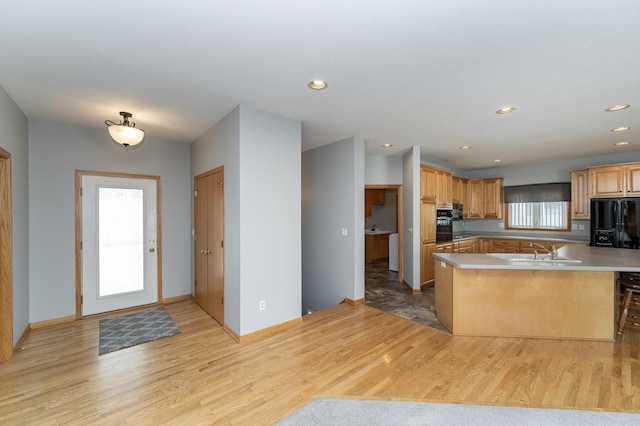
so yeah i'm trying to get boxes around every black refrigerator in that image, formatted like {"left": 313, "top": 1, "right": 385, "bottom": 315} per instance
{"left": 590, "top": 198, "right": 640, "bottom": 249}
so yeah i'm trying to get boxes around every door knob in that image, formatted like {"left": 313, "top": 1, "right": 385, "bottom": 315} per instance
{"left": 149, "top": 248, "right": 155, "bottom": 253}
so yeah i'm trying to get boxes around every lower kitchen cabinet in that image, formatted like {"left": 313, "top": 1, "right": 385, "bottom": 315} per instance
{"left": 365, "top": 233, "right": 390, "bottom": 262}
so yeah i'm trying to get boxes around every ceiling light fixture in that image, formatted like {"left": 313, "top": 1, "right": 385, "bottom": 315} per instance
{"left": 496, "top": 106, "right": 516, "bottom": 114}
{"left": 105, "top": 111, "right": 145, "bottom": 149}
{"left": 611, "top": 126, "right": 631, "bottom": 132}
{"left": 382, "top": 143, "right": 393, "bottom": 148}
{"left": 308, "top": 80, "right": 328, "bottom": 90}
{"left": 493, "top": 159, "right": 502, "bottom": 163}
{"left": 615, "top": 141, "right": 631, "bottom": 146}
{"left": 459, "top": 145, "right": 472, "bottom": 150}
{"left": 605, "top": 104, "right": 630, "bottom": 112}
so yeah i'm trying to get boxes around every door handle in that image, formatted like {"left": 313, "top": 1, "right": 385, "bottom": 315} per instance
{"left": 149, "top": 248, "right": 155, "bottom": 253}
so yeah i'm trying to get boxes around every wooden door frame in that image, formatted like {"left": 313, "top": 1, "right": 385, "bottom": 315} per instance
{"left": 75, "top": 170, "right": 163, "bottom": 319}
{"left": 365, "top": 184, "right": 403, "bottom": 282}
{"left": 0, "top": 147, "right": 12, "bottom": 361}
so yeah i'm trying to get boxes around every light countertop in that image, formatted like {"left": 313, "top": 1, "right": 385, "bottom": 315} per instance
{"left": 364, "top": 230, "right": 393, "bottom": 235}
{"left": 433, "top": 245, "right": 640, "bottom": 272}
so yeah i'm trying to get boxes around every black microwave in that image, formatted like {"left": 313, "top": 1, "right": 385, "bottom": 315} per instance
{"left": 452, "top": 204, "right": 463, "bottom": 221}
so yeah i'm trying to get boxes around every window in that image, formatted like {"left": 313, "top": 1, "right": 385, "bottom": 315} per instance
{"left": 507, "top": 201, "right": 569, "bottom": 230}
{"left": 504, "top": 183, "right": 571, "bottom": 231}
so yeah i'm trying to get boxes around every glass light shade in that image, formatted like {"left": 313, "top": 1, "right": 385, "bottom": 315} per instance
{"left": 108, "top": 125, "right": 145, "bottom": 147}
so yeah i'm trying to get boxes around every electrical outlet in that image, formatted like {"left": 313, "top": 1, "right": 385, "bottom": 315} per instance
{"left": 341, "top": 228, "right": 348, "bottom": 236}
{"left": 259, "top": 300, "right": 266, "bottom": 311}
{"left": 579, "top": 224, "right": 585, "bottom": 230}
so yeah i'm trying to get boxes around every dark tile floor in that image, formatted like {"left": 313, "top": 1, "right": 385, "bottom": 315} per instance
{"left": 365, "top": 260, "right": 448, "bottom": 333}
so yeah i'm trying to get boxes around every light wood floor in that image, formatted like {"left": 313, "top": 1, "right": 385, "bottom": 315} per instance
{"left": 1, "top": 301, "right": 639, "bottom": 425}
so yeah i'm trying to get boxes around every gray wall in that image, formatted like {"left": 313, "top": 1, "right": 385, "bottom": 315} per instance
{"left": 191, "top": 107, "right": 241, "bottom": 332}
{"left": 192, "top": 105, "right": 302, "bottom": 336}
{"left": 461, "top": 151, "right": 640, "bottom": 184}
{"left": 365, "top": 189, "right": 398, "bottom": 233}
{"left": 402, "top": 146, "right": 421, "bottom": 290}
{"left": 302, "top": 136, "right": 365, "bottom": 313}
{"left": 0, "top": 84, "right": 29, "bottom": 344}
{"left": 28, "top": 120, "right": 192, "bottom": 322}
{"left": 365, "top": 155, "right": 403, "bottom": 184}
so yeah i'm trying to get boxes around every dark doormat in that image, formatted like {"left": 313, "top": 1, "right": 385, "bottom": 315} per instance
{"left": 98, "top": 307, "right": 180, "bottom": 355}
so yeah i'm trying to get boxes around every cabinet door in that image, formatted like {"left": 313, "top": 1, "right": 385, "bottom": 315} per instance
{"left": 421, "top": 242, "right": 435, "bottom": 285}
{"left": 435, "top": 243, "right": 453, "bottom": 253}
{"left": 421, "top": 201, "right": 436, "bottom": 244}
{"left": 491, "top": 239, "right": 520, "bottom": 253}
{"left": 436, "top": 170, "right": 453, "bottom": 208}
{"left": 467, "top": 179, "right": 484, "bottom": 218}
{"left": 626, "top": 164, "right": 640, "bottom": 196}
{"left": 421, "top": 166, "right": 437, "bottom": 201}
{"left": 590, "top": 166, "right": 623, "bottom": 197}
{"left": 571, "top": 170, "right": 590, "bottom": 219}
{"left": 483, "top": 178, "right": 503, "bottom": 219}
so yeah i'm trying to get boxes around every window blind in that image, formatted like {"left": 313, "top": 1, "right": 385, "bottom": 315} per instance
{"left": 503, "top": 183, "right": 571, "bottom": 203}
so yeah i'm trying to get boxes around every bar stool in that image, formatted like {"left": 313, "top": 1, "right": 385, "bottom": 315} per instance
{"left": 617, "top": 272, "right": 640, "bottom": 335}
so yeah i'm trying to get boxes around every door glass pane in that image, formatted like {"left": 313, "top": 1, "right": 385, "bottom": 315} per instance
{"left": 98, "top": 187, "right": 144, "bottom": 297}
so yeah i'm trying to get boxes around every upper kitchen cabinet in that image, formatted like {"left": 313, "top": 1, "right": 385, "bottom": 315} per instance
{"left": 589, "top": 162, "right": 640, "bottom": 198}
{"left": 571, "top": 170, "right": 590, "bottom": 219}
{"left": 452, "top": 176, "right": 468, "bottom": 207}
{"left": 435, "top": 169, "right": 453, "bottom": 208}
{"left": 421, "top": 165, "right": 452, "bottom": 207}
{"left": 420, "top": 165, "right": 437, "bottom": 201}
{"left": 467, "top": 178, "right": 504, "bottom": 219}
{"left": 364, "top": 188, "right": 386, "bottom": 216}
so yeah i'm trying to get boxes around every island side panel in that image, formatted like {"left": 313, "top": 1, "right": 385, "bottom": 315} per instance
{"left": 434, "top": 259, "right": 453, "bottom": 332}
{"left": 452, "top": 269, "right": 615, "bottom": 341}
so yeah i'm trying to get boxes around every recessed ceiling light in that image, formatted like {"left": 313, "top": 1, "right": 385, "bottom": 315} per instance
{"left": 496, "top": 106, "right": 516, "bottom": 114}
{"left": 611, "top": 126, "right": 631, "bottom": 132}
{"left": 382, "top": 143, "right": 393, "bottom": 148}
{"left": 493, "top": 159, "right": 502, "bottom": 163}
{"left": 605, "top": 104, "right": 630, "bottom": 112}
{"left": 615, "top": 141, "right": 631, "bottom": 146}
{"left": 308, "top": 80, "right": 328, "bottom": 90}
{"left": 459, "top": 145, "right": 472, "bottom": 150}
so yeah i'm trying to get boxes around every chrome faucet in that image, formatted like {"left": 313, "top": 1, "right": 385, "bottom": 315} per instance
{"left": 371, "top": 224, "right": 378, "bottom": 231}
{"left": 529, "top": 242, "right": 558, "bottom": 260}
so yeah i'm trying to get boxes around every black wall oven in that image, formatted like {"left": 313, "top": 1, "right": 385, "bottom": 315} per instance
{"left": 436, "top": 209, "right": 453, "bottom": 243}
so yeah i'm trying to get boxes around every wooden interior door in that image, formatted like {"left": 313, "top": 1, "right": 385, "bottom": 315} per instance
{"left": 193, "top": 175, "right": 209, "bottom": 311}
{"left": 0, "top": 148, "right": 12, "bottom": 361}
{"left": 193, "top": 167, "right": 224, "bottom": 325}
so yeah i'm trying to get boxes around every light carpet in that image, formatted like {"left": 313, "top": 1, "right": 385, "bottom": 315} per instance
{"left": 98, "top": 307, "right": 180, "bottom": 355}
{"left": 277, "top": 398, "right": 640, "bottom": 425}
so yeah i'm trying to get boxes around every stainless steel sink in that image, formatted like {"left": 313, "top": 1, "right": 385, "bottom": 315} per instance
{"left": 487, "top": 253, "right": 582, "bottom": 263}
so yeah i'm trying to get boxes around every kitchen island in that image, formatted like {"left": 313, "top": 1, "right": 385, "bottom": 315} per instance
{"left": 433, "top": 245, "right": 640, "bottom": 341}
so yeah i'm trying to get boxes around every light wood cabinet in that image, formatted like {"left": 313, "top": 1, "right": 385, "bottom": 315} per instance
{"left": 420, "top": 166, "right": 437, "bottom": 201}
{"left": 467, "top": 179, "right": 484, "bottom": 218}
{"left": 483, "top": 178, "right": 504, "bottom": 218}
{"left": 626, "top": 164, "right": 640, "bottom": 196}
{"left": 365, "top": 189, "right": 385, "bottom": 216}
{"left": 490, "top": 239, "right": 520, "bottom": 253}
{"left": 365, "top": 233, "right": 390, "bottom": 262}
{"left": 421, "top": 242, "right": 435, "bottom": 285}
{"left": 194, "top": 168, "right": 225, "bottom": 325}
{"left": 454, "top": 239, "right": 475, "bottom": 253}
{"left": 452, "top": 176, "right": 468, "bottom": 207}
{"left": 570, "top": 170, "right": 590, "bottom": 219}
{"left": 420, "top": 201, "right": 436, "bottom": 285}
{"left": 589, "top": 163, "right": 640, "bottom": 197}
{"left": 435, "top": 242, "right": 454, "bottom": 254}
{"left": 435, "top": 169, "right": 453, "bottom": 208}
{"left": 467, "top": 178, "right": 504, "bottom": 219}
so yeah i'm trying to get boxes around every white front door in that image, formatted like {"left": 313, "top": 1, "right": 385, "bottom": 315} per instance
{"left": 81, "top": 175, "right": 158, "bottom": 316}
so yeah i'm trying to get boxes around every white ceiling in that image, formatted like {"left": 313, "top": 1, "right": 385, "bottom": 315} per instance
{"left": 1, "top": 0, "right": 639, "bottom": 170}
